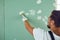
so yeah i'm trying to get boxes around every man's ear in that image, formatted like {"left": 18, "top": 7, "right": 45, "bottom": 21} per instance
{"left": 51, "top": 20, "right": 55, "bottom": 26}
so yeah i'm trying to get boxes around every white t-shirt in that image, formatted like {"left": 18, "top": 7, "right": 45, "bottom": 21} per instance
{"left": 33, "top": 28, "right": 60, "bottom": 40}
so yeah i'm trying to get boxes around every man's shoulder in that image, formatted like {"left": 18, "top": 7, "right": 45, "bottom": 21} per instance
{"left": 33, "top": 27, "right": 48, "bottom": 35}
{"left": 33, "top": 28, "right": 50, "bottom": 40}
{"left": 33, "top": 27, "right": 47, "bottom": 32}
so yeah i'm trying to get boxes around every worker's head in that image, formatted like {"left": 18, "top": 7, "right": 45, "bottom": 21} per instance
{"left": 47, "top": 10, "right": 60, "bottom": 31}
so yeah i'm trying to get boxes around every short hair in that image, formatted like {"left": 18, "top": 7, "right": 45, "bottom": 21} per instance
{"left": 50, "top": 10, "right": 60, "bottom": 27}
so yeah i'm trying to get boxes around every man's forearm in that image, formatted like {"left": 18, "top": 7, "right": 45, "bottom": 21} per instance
{"left": 24, "top": 20, "right": 34, "bottom": 35}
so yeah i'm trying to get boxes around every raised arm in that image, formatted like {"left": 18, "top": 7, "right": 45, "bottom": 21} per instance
{"left": 19, "top": 11, "right": 34, "bottom": 35}
{"left": 24, "top": 20, "right": 34, "bottom": 35}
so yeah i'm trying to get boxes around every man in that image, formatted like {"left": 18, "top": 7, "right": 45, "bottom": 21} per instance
{"left": 21, "top": 10, "right": 60, "bottom": 40}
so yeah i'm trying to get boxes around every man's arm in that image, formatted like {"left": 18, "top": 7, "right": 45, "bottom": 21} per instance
{"left": 19, "top": 12, "right": 34, "bottom": 35}
{"left": 24, "top": 20, "right": 34, "bottom": 35}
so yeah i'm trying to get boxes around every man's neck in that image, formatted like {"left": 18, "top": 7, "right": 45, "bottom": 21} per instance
{"left": 53, "top": 28, "right": 60, "bottom": 36}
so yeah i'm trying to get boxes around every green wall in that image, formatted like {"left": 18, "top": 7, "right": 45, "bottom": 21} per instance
{"left": 0, "top": 0, "right": 4, "bottom": 40}
{"left": 0, "top": 0, "right": 55, "bottom": 40}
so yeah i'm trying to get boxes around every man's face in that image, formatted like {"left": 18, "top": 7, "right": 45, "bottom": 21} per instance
{"left": 47, "top": 17, "right": 55, "bottom": 29}
{"left": 47, "top": 18, "right": 51, "bottom": 28}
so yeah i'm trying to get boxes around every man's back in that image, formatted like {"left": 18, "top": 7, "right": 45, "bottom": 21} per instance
{"left": 33, "top": 28, "right": 60, "bottom": 40}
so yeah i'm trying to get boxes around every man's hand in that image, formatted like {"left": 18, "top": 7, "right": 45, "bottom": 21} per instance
{"left": 19, "top": 11, "right": 28, "bottom": 21}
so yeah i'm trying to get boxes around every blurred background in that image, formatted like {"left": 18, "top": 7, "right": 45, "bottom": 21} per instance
{"left": 0, "top": 0, "right": 55, "bottom": 40}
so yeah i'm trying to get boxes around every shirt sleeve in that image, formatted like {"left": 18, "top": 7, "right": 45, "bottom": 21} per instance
{"left": 33, "top": 28, "right": 46, "bottom": 40}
